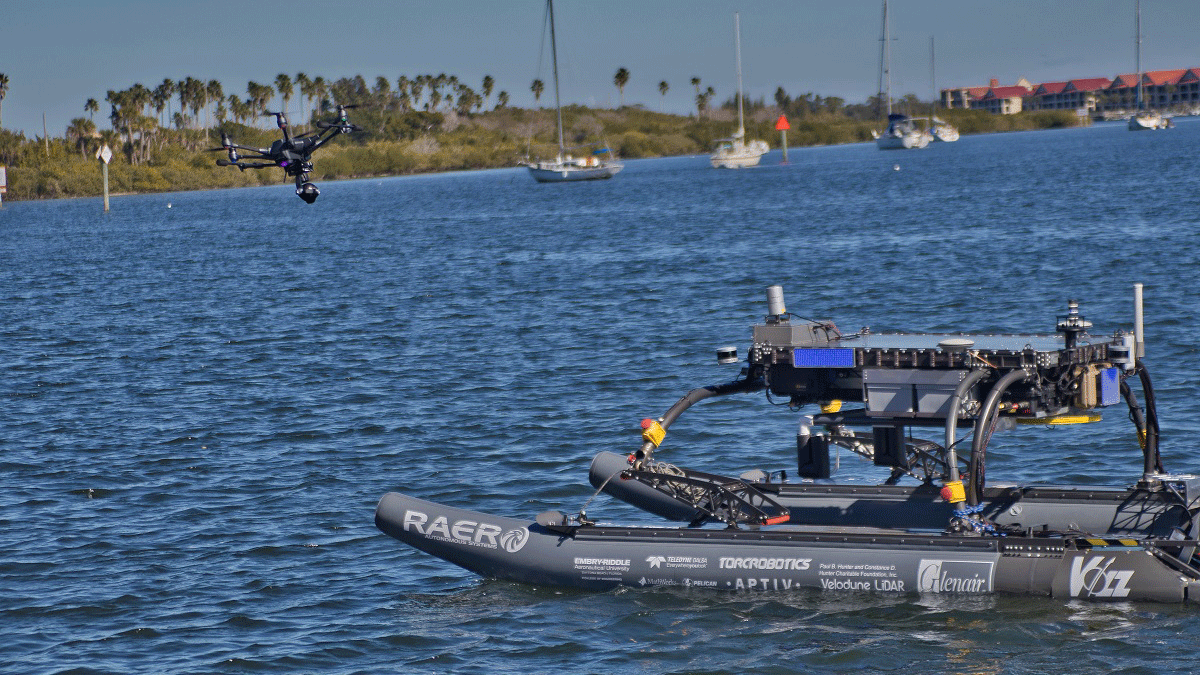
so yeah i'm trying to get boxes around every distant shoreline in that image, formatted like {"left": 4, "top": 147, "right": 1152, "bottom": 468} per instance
{"left": 0, "top": 106, "right": 1087, "bottom": 202}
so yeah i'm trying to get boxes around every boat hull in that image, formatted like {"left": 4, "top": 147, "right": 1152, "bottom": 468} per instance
{"left": 527, "top": 163, "right": 622, "bottom": 182}
{"left": 932, "top": 127, "right": 959, "bottom": 142}
{"left": 876, "top": 131, "right": 930, "bottom": 149}
{"left": 1128, "top": 113, "right": 1169, "bottom": 130}
{"left": 376, "top": 491, "right": 1200, "bottom": 601}
{"left": 710, "top": 153, "right": 764, "bottom": 169}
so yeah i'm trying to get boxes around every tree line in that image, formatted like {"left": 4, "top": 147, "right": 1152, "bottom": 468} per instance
{"left": 0, "top": 66, "right": 1085, "bottom": 201}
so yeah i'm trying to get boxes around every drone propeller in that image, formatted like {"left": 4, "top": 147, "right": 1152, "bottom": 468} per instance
{"left": 315, "top": 104, "right": 361, "bottom": 133}
{"left": 264, "top": 111, "right": 292, "bottom": 132}
{"left": 204, "top": 132, "right": 234, "bottom": 152}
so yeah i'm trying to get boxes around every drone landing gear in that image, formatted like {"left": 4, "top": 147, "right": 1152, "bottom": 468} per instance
{"left": 297, "top": 182, "right": 320, "bottom": 204}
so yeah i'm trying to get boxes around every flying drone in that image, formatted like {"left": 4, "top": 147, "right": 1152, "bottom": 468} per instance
{"left": 209, "top": 104, "right": 360, "bottom": 203}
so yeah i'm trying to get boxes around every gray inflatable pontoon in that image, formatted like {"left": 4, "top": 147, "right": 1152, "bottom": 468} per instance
{"left": 376, "top": 491, "right": 1200, "bottom": 601}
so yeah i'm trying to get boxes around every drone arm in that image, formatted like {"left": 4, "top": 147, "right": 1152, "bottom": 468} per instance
{"left": 216, "top": 159, "right": 276, "bottom": 170}
{"left": 227, "top": 143, "right": 273, "bottom": 154}
{"left": 302, "top": 127, "right": 340, "bottom": 153}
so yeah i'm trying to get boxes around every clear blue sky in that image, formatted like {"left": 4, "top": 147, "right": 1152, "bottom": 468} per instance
{"left": 0, "top": 0, "right": 1195, "bottom": 137}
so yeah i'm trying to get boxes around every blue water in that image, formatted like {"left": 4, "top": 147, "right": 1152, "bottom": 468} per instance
{"left": 3, "top": 120, "right": 1200, "bottom": 674}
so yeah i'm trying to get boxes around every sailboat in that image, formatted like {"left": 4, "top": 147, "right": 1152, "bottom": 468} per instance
{"left": 875, "top": 0, "right": 930, "bottom": 150}
{"left": 710, "top": 13, "right": 769, "bottom": 168}
{"left": 928, "top": 36, "right": 958, "bottom": 142}
{"left": 1128, "top": 0, "right": 1170, "bottom": 131}
{"left": 525, "top": 0, "right": 623, "bottom": 182}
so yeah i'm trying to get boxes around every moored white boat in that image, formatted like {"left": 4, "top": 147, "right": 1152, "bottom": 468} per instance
{"left": 1128, "top": 112, "right": 1170, "bottom": 130}
{"left": 931, "top": 117, "right": 959, "bottom": 142}
{"left": 711, "top": 13, "right": 768, "bottom": 169}
{"left": 875, "top": 1, "right": 928, "bottom": 150}
{"left": 1127, "top": 0, "right": 1172, "bottom": 132}
{"left": 528, "top": 152, "right": 621, "bottom": 182}
{"left": 928, "top": 40, "right": 958, "bottom": 143}
{"left": 524, "top": 0, "right": 622, "bottom": 182}
{"left": 877, "top": 114, "right": 931, "bottom": 149}
{"left": 711, "top": 132, "right": 770, "bottom": 169}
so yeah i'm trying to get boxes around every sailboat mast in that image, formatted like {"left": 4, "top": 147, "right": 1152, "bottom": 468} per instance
{"left": 1135, "top": 0, "right": 1143, "bottom": 110}
{"left": 930, "top": 35, "right": 936, "bottom": 118}
{"left": 883, "top": 0, "right": 892, "bottom": 116}
{"left": 735, "top": 12, "right": 745, "bottom": 134}
{"left": 548, "top": 0, "right": 564, "bottom": 155}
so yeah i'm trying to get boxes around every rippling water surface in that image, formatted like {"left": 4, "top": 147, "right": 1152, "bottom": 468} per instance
{"left": 4, "top": 120, "right": 1200, "bottom": 674}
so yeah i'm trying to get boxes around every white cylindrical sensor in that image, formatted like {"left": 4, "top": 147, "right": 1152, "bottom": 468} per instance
{"left": 766, "top": 285, "right": 786, "bottom": 317}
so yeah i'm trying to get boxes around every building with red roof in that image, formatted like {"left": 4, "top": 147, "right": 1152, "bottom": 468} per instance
{"left": 942, "top": 65, "right": 1200, "bottom": 116}
{"left": 1028, "top": 78, "right": 1112, "bottom": 112}
{"left": 941, "top": 85, "right": 990, "bottom": 110}
{"left": 975, "top": 80, "right": 1035, "bottom": 114}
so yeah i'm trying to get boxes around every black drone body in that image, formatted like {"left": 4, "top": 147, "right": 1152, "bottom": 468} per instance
{"left": 210, "top": 105, "right": 360, "bottom": 203}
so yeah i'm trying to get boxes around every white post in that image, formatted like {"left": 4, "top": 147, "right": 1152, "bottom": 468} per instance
{"left": 1134, "top": 283, "right": 1144, "bottom": 358}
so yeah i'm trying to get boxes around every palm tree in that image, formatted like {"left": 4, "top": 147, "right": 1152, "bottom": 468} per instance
{"left": 396, "top": 75, "right": 412, "bottom": 112}
{"left": 374, "top": 76, "right": 391, "bottom": 111}
{"left": 0, "top": 73, "right": 10, "bottom": 127}
{"left": 312, "top": 76, "right": 327, "bottom": 115}
{"left": 152, "top": 84, "right": 170, "bottom": 126}
{"left": 85, "top": 98, "right": 100, "bottom": 120}
{"left": 275, "top": 73, "right": 293, "bottom": 115}
{"left": 183, "top": 78, "right": 205, "bottom": 138}
{"left": 157, "top": 78, "right": 175, "bottom": 122}
{"left": 531, "top": 78, "right": 544, "bottom": 105}
{"left": 658, "top": 80, "right": 669, "bottom": 111}
{"left": 697, "top": 86, "right": 715, "bottom": 118}
{"left": 496, "top": 91, "right": 509, "bottom": 109}
{"left": 430, "top": 73, "right": 448, "bottom": 110}
{"left": 295, "top": 72, "right": 312, "bottom": 124}
{"left": 66, "top": 117, "right": 97, "bottom": 158}
{"left": 246, "top": 81, "right": 274, "bottom": 123}
{"left": 178, "top": 78, "right": 197, "bottom": 127}
{"left": 227, "top": 94, "right": 247, "bottom": 124}
{"left": 130, "top": 83, "right": 152, "bottom": 125}
{"left": 205, "top": 80, "right": 223, "bottom": 139}
{"left": 482, "top": 75, "right": 494, "bottom": 108}
{"left": 411, "top": 75, "right": 426, "bottom": 109}
{"left": 613, "top": 67, "right": 630, "bottom": 107}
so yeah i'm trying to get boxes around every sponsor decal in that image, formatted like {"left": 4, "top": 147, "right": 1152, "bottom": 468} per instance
{"left": 639, "top": 577, "right": 719, "bottom": 588}
{"left": 818, "top": 578, "right": 906, "bottom": 592}
{"left": 735, "top": 577, "right": 801, "bottom": 591}
{"left": 646, "top": 555, "right": 708, "bottom": 570}
{"left": 917, "top": 559, "right": 993, "bottom": 594}
{"left": 1069, "top": 556, "right": 1134, "bottom": 598}
{"left": 574, "top": 557, "right": 631, "bottom": 581}
{"left": 499, "top": 527, "right": 529, "bottom": 553}
{"left": 402, "top": 510, "right": 528, "bottom": 553}
{"left": 718, "top": 557, "right": 811, "bottom": 571}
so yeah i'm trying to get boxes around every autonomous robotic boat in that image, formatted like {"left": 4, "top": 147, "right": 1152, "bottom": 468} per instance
{"left": 377, "top": 285, "right": 1200, "bottom": 602}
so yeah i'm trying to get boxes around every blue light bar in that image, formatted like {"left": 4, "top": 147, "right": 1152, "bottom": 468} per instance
{"left": 792, "top": 348, "right": 856, "bottom": 368}
{"left": 1099, "top": 367, "right": 1120, "bottom": 406}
